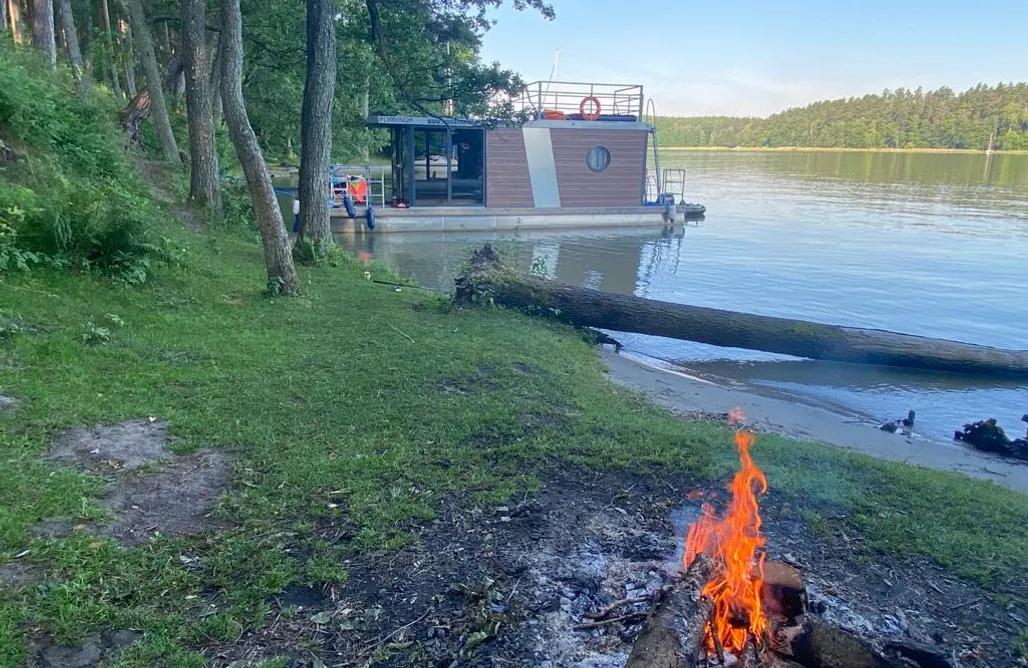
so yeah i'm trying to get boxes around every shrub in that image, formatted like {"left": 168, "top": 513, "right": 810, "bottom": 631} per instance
{"left": 0, "top": 41, "right": 173, "bottom": 282}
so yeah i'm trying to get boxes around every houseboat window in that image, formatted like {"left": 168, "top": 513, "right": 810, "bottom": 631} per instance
{"left": 586, "top": 146, "right": 611, "bottom": 173}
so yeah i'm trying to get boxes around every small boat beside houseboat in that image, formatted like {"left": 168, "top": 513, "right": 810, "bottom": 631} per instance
{"left": 326, "top": 81, "right": 705, "bottom": 233}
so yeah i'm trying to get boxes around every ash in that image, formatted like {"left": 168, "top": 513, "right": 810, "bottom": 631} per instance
{"left": 498, "top": 500, "right": 680, "bottom": 667}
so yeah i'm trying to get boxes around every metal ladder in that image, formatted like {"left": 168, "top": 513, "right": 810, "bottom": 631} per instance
{"left": 661, "top": 168, "right": 687, "bottom": 204}
{"left": 645, "top": 98, "right": 662, "bottom": 198}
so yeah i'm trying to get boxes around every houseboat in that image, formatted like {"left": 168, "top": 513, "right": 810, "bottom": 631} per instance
{"left": 329, "top": 81, "right": 705, "bottom": 233}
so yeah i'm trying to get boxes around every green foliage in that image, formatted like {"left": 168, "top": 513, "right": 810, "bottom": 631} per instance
{"left": 657, "top": 82, "right": 1028, "bottom": 150}
{"left": 0, "top": 42, "right": 174, "bottom": 282}
{"left": 1015, "top": 628, "right": 1028, "bottom": 659}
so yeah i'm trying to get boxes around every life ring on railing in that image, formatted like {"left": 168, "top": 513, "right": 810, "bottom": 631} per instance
{"left": 579, "top": 96, "right": 601, "bottom": 121}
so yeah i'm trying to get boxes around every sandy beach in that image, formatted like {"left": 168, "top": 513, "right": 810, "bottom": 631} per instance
{"left": 602, "top": 349, "right": 1028, "bottom": 494}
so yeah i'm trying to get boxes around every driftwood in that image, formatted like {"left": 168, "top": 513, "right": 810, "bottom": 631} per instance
{"left": 625, "top": 555, "right": 712, "bottom": 668}
{"left": 119, "top": 54, "right": 184, "bottom": 141}
{"left": 453, "top": 245, "right": 1028, "bottom": 378}
{"left": 953, "top": 418, "right": 1028, "bottom": 460}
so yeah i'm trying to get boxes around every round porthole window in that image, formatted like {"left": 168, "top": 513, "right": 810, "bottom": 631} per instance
{"left": 586, "top": 145, "right": 611, "bottom": 173}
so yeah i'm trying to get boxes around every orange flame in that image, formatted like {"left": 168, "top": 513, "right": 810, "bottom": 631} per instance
{"left": 684, "top": 410, "right": 768, "bottom": 655}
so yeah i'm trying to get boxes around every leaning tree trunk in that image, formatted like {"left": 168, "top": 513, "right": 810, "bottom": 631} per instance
{"left": 29, "top": 0, "right": 56, "bottom": 69}
{"left": 220, "top": 0, "right": 299, "bottom": 294}
{"left": 56, "top": 0, "right": 87, "bottom": 92}
{"left": 99, "top": 0, "right": 121, "bottom": 98}
{"left": 626, "top": 556, "right": 713, "bottom": 668}
{"left": 454, "top": 246, "right": 1028, "bottom": 378}
{"left": 296, "top": 0, "right": 336, "bottom": 248}
{"left": 125, "top": 0, "right": 177, "bottom": 162}
{"left": 180, "top": 0, "right": 221, "bottom": 212}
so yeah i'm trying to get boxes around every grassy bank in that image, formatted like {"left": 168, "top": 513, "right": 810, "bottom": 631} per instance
{"left": 660, "top": 145, "right": 1028, "bottom": 155}
{"left": 2, "top": 220, "right": 1028, "bottom": 664}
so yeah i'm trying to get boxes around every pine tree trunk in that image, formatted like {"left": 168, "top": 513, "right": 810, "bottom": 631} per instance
{"left": 297, "top": 0, "right": 335, "bottom": 247}
{"left": 125, "top": 0, "right": 177, "bottom": 162}
{"left": 219, "top": 0, "right": 299, "bottom": 294}
{"left": 30, "top": 0, "right": 56, "bottom": 69}
{"left": 122, "top": 17, "right": 137, "bottom": 96}
{"left": 180, "top": 0, "right": 221, "bottom": 212}
{"left": 2, "top": 0, "right": 9, "bottom": 34}
{"left": 7, "top": 0, "right": 23, "bottom": 44}
{"left": 99, "top": 0, "right": 121, "bottom": 98}
{"left": 56, "top": 0, "right": 87, "bottom": 92}
{"left": 208, "top": 32, "right": 222, "bottom": 123}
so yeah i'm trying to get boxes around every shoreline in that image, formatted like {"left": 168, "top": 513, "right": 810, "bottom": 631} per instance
{"left": 658, "top": 145, "right": 1028, "bottom": 155}
{"left": 601, "top": 349, "right": 1028, "bottom": 493}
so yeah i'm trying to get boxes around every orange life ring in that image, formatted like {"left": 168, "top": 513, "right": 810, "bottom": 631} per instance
{"left": 579, "top": 96, "right": 601, "bottom": 120}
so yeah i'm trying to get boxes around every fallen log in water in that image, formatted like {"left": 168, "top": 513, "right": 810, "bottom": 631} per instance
{"left": 453, "top": 246, "right": 1028, "bottom": 378}
{"left": 625, "top": 555, "right": 712, "bottom": 668}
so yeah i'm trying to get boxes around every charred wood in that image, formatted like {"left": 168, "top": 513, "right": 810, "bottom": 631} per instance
{"left": 625, "top": 555, "right": 713, "bottom": 668}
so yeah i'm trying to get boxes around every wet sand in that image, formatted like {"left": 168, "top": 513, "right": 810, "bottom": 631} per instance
{"left": 601, "top": 350, "right": 1028, "bottom": 494}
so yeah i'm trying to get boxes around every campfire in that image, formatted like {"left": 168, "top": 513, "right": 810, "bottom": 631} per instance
{"left": 622, "top": 410, "right": 952, "bottom": 668}
{"left": 685, "top": 409, "right": 768, "bottom": 659}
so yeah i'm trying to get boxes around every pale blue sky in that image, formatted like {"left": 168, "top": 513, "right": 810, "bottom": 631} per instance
{"left": 479, "top": 0, "right": 1028, "bottom": 117}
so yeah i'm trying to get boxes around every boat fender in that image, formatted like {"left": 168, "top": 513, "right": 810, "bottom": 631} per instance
{"left": 663, "top": 202, "right": 677, "bottom": 223}
{"left": 343, "top": 193, "right": 357, "bottom": 219}
{"left": 366, "top": 205, "right": 376, "bottom": 230}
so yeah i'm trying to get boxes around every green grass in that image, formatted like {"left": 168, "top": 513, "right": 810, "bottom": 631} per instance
{"left": 1, "top": 225, "right": 1027, "bottom": 665}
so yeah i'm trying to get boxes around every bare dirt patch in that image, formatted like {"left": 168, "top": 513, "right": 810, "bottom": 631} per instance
{"left": 0, "top": 562, "right": 35, "bottom": 589}
{"left": 26, "top": 629, "right": 141, "bottom": 668}
{"left": 200, "top": 468, "right": 1023, "bottom": 667}
{"left": 40, "top": 419, "right": 232, "bottom": 545}
{"left": 0, "top": 393, "right": 18, "bottom": 412}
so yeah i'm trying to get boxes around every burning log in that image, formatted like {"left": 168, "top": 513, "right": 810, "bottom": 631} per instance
{"left": 625, "top": 555, "right": 713, "bottom": 668}
{"left": 453, "top": 245, "right": 1028, "bottom": 378}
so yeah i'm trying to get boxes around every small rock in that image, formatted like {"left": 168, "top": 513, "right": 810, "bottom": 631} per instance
{"left": 559, "top": 596, "right": 572, "bottom": 611}
{"left": 559, "top": 585, "right": 576, "bottom": 599}
{"left": 0, "top": 395, "right": 17, "bottom": 411}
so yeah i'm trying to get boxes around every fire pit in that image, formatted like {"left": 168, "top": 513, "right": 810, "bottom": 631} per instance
{"left": 620, "top": 411, "right": 956, "bottom": 668}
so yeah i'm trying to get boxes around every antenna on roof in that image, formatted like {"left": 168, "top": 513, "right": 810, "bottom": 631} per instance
{"left": 542, "top": 48, "right": 561, "bottom": 109}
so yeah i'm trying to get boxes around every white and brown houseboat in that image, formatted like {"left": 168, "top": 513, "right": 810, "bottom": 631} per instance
{"left": 327, "top": 81, "right": 704, "bottom": 233}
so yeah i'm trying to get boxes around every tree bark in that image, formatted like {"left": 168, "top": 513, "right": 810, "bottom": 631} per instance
{"left": 454, "top": 246, "right": 1028, "bottom": 378}
{"left": 2, "top": 0, "right": 8, "bottom": 35}
{"left": 180, "top": 0, "right": 221, "bottom": 211}
{"left": 625, "top": 555, "right": 713, "bottom": 668}
{"left": 121, "top": 16, "right": 137, "bottom": 97}
{"left": 29, "top": 0, "right": 56, "bottom": 69}
{"left": 297, "top": 0, "right": 336, "bottom": 247}
{"left": 99, "top": 0, "right": 121, "bottom": 98}
{"left": 220, "top": 0, "right": 299, "bottom": 294}
{"left": 125, "top": 0, "right": 178, "bottom": 162}
{"left": 56, "top": 0, "right": 87, "bottom": 92}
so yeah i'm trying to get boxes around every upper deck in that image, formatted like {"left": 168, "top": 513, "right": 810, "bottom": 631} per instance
{"left": 517, "top": 81, "right": 646, "bottom": 124}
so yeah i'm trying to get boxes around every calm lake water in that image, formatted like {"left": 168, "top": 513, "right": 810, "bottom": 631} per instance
{"left": 336, "top": 151, "right": 1028, "bottom": 443}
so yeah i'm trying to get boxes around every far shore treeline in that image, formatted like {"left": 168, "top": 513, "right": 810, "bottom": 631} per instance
{"left": 656, "top": 83, "right": 1028, "bottom": 151}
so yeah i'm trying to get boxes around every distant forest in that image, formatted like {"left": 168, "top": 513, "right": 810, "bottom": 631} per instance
{"left": 655, "top": 83, "right": 1028, "bottom": 150}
